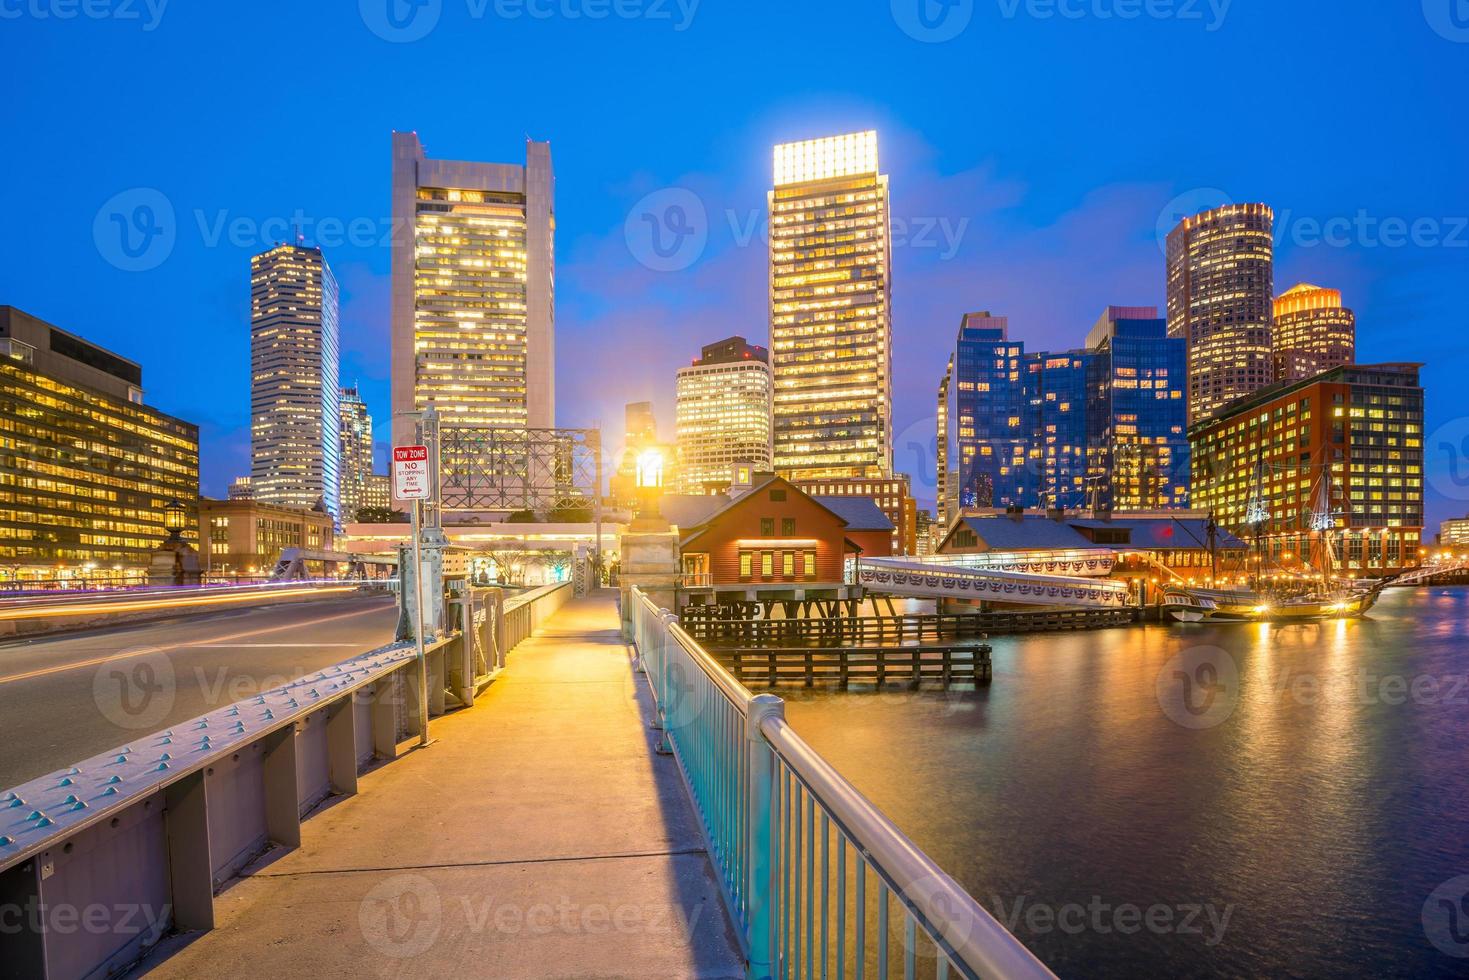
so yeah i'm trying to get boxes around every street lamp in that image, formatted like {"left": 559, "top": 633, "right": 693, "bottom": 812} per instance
{"left": 632, "top": 449, "right": 667, "bottom": 530}
{"left": 164, "top": 499, "right": 186, "bottom": 540}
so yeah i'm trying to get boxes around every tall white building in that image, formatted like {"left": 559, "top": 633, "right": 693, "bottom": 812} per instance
{"left": 769, "top": 130, "right": 892, "bottom": 481}
{"left": 338, "top": 385, "right": 374, "bottom": 521}
{"left": 250, "top": 243, "right": 340, "bottom": 520}
{"left": 390, "top": 132, "right": 555, "bottom": 453}
{"left": 676, "top": 337, "right": 773, "bottom": 494}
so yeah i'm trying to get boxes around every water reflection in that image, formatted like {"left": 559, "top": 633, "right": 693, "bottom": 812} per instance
{"left": 780, "top": 587, "right": 1469, "bottom": 977}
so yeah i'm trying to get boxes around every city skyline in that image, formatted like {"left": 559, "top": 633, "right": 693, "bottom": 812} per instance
{"left": 4, "top": 5, "right": 1466, "bottom": 532}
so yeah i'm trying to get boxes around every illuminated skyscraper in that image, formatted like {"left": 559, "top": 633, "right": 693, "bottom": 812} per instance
{"left": 338, "top": 385, "right": 374, "bottom": 521}
{"left": 1272, "top": 283, "right": 1355, "bottom": 381}
{"left": 250, "top": 243, "right": 340, "bottom": 520}
{"left": 675, "top": 337, "right": 773, "bottom": 494}
{"left": 390, "top": 132, "right": 555, "bottom": 452}
{"left": 1165, "top": 203, "right": 1275, "bottom": 425}
{"left": 769, "top": 131, "right": 892, "bottom": 480}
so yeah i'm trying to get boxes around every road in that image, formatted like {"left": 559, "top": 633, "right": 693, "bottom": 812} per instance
{"left": 0, "top": 593, "right": 399, "bottom": 790}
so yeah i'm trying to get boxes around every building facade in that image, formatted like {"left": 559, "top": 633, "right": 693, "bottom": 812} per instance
{"left": 675, "top": 337, "right": 773, "bottom": 494}
{"left": 792, "top": 475, "right": 915, "bottom": 555}
{"left": 1272, "top": 283, "right": 1356, "bottom": 382}
{"left": 937, "top": 313, "right": 1028, "bottom": 512}
{"left": 338, "top": 385, "right": 374, "bottom": 521}
{"left": 0, "top": 307, "right": 199, "bottom": 584}
{"left": 612, "top": 400, "right": 678, "bottom": 509}
{"left": 769, "top": 131, "right": 892, "bottom": 480}
{"left": 250, "top": 243, "right": 341, "bottom": 520}
{"left": 198, "top": 497, "right": 334, "bottom": 579}
{"left": 1440, "top": 517, "right": 1469, "bottom": 549}
{"left": 1166, "top": 203, "right": 1275, "bottom": 425}
{"left": 1190, "top": 363, "right": 1425, "bottom": 576}
{"left": 390, "top": 132, "right": 555, "bottom": 455}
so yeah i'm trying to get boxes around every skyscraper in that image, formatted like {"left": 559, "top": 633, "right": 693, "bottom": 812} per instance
{"left": 250, "top": 243, "right": 340, "bottom": 520}
{"left": 675, "top": 337, "right": 773, "bottom": 494}
{"left": 1166, "top": 203, "right": 1275, "bottom": 425}
{"left": 1272, "top": 283, "right": 1356, "bottom": 381}
{"left": 338, "top": 385, "right": 374, "bottom": 521}
{"left": 390, "top": 132, "right": 555, "bottom": 453}
{"left": 937, "top": 313, "right": 1029, "bottom": 510}
{"left": 769, "top": 130, "right": 892, "bottom": 480}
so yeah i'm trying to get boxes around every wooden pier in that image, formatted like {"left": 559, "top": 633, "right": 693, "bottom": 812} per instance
{"left": 681, "top": 606, "right": 1132, "bottom": 644}
{"left": 721, "top": 645, "right": 992, "bottom": 689}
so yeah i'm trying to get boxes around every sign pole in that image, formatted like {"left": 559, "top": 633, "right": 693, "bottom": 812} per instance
{"left": 411, "top": 495, "right": 429, "bottom": 746}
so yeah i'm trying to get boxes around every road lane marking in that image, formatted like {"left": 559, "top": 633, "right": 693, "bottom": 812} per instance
{"left": 0, "top": 605, "right": 392, "bottom": 686}
{"left": 0, "top": 586, "right": 360, "bottom": 621}
{"left": 181, "top": 643, "right": 363, "bottom": 648}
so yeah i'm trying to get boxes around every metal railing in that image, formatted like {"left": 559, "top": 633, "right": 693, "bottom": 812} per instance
{"left": 0, "top": 582, "right": 572, "bottom": 979}
{"left": 630, "top": 587, "right": 1054, "bottom": 980}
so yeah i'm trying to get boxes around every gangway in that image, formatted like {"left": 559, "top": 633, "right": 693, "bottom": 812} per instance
{"left": 858, "top": 555, "right": 1131, "bottom": 608}
{"left": 1382, "top": 558, "right": 1469, "bottom": 588}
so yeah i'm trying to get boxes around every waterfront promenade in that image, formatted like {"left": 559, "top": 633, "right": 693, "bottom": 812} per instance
{"left": 135, "top": 594, "right": 745, "bottom": 978}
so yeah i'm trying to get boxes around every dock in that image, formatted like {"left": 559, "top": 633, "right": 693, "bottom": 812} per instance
{"left": 722, "top": 644, "right": 992, "bottom": 688}
{"left": 682, "top": 606, "right": 1133, "bottom": 644}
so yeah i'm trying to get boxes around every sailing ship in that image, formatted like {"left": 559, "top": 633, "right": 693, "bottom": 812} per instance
{"left": 1163, "top": 456, "right": 1385, "bottom": 624}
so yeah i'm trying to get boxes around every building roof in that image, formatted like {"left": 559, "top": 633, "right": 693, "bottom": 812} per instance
{"left": 946, "top": 512, "right": 1249, "bottom": 553}
{"left": 812, "top": 496, "right": 895, "bottom": 532}
{"left": 1068, "top": 516, "right": 1248, "bottom": 551}
{"left": 660, "top": 493, "right": 731, "bottom": 529}
{"left": 951, "top": 515, "right": 1097, "bottom": 551}
{"left": 676, "top": 475, "right": 859, "bottom": 549}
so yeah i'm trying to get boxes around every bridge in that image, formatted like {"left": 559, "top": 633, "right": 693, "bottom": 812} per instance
{"left": 857, "top": 556, "right": 1132, "bottom": 609}
{"left": 0, "top": 576, "right": 1055, "bottom": 979}
{"left": 1385, "top": 558, "right": 1469, "bottom": 588}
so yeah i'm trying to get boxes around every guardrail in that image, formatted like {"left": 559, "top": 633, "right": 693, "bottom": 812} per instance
{"left": 630, "top": 587, "right": 1054, "bottom": 980}
{"left": 0, "top": 581, "right": 572, "bottom": 979}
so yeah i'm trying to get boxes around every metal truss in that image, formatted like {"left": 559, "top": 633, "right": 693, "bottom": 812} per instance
{"left": 438, "top": 426, "right": 602, "bottom": 513}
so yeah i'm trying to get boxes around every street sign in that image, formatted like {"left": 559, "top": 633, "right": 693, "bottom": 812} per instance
{"left": 393, "top": 445, "right": 430, "bottom": 500}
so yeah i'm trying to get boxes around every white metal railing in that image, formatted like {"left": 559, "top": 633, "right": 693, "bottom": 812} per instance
{"left": 857, "top": 557, "right": 1129, "bottom": 609}
{"left": 630, "top": 587, "right": 1054, "bottom": 980}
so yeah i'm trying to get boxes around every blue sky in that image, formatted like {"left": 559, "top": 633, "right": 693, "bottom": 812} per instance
{"left": 3, "top": 0, "right": 1467, "bottom": 528}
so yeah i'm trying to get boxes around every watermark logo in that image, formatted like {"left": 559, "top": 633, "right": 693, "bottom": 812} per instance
{"left": 899, "top": 874, "right": 977, "bottom": 961}
{"left": 360, "top": 0, "right": 442, "bottom": 41}
{"left": 92, "top": 647, "right": 175, "bottom": 731}
{"left": 0, "top": 0, "right": 169, "bottom": 30}
{"left": 625, "top": 188, "right": 708, "bottom": 272}
{"left": 1428, "top": 417, "right": 1469, "bottom": 502}
{"left": 1423, "top": 0, "right": 1469, "bottom": 42}
{"left": 359, "top": 874, "right": 443, "bottom": 958}
{"left": 1423, "top": 875, "right": 1469, "bottom": 957}
{"left": 996, "top": 0, "right": 1232, "bottom": 31}
{"left": 93, "top": 188, "right": 176, "bottom": 272}
{"left": 892, "top": 0, "right": 974, "bottom": 42}
{"left": 1156, "top": 645, "right": 1238, "bottom": 730}
{"left": 993, "top": 894, "right": 1233, "bottom": 945}
{"left": 1155, "top": 187, "right": 1232, "bottom": 255}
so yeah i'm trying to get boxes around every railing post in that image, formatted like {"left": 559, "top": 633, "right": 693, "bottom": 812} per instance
{"left": 745, "top": 693, "right": 785, "bottom": 980}
{"left": 654, "top": 610, "right": 679, "bottom": 753}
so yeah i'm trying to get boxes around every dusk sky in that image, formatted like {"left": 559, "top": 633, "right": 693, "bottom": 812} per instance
{"left": 4, "top": 1, "right": 1467, "bottom": 526}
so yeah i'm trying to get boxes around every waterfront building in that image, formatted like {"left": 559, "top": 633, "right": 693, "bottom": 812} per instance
{"left": 1272, "top": 283, "right": 1356, "bottom": 381}
{"left": 1189, "top": 363, "right": 1425, "bottom": 576}
{"left": 390, "top": 132, "right": 555, "bottom": 456}
{"left": 769, "top": 131, "right": 892, "bottom": 480}
{"left": 338, "top": 385, "right": 374, "bottom": 522}
{"left": 791, "top": 475, "right": 916, "bottom": 555}
{"left": 0, "top": 306, "right": 199, "bottom": 585}
{"left": 675, "top": 337, "right": 773, "bottom": 494}
{"left": 1166, "top": 203, "right": 1275, "bottom": 424}
{"left": 198, "top": 497, "right": 334, "bottom": 580}
{"left": 670, "top": 474, "right": 887, "bottom": 602}
{"left": 1084, "top": 307, "right": 1190, "bottom": 510}
{"left": 1440, "top": 517, "right": 1469, "bottom": 549}
{"left": 937, "top": 312, "right": 1029, "bottom": 510}
{"left": 250, "top": 243, "right": 341, "bottom": 520}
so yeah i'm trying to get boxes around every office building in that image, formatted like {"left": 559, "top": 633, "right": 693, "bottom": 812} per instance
{"left": 228, "top": 476, "right": 255, "bottom": 501}
{"left": 769, "top": 131, "right": 892, "bottom": 480}
{"left": 1190, "top": 363, "right": 1425, "bottom": 575}
{"left": 675, "top": 337, "right": 773, "bottom": 494}
{"left": 365, "top": 473, "right": 391, "bottom": 512}
{"left": 937, "top": 313, "right": 1029, "bottom": 511}
{"left": 0, "top": 306, "right": 199, "bottom": 584}
{"left": 390, "top": 132, "right": 555, "bottom": 458}
{"left": 791, "top": 475, "right": 916, "bottom": 555}
{"left": 1440, "top": 517, "right": 1469, "bottom": 550}
{"left": 1166, "top": 203, "right": 1275, "bottom": 424}
{"left": 199, "top": 497, "right": 334, "bottom": 579}
{"left": 1273, "top": 283, "right": 1356, "bottom": 381}
{"left": 338, "top": 385, "right": 374, "bottom": 521}
{"left": 250, "top": 243, "right": 341, "bottom": 520}
{"left": 612, "top": 400, "right": 678, "bottom": 509}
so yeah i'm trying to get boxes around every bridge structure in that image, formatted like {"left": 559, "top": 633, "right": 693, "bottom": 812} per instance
{"left": 856, "top": 555, "right": 1132, "bottom": 609}
{"left": 1384, "top": 558, "right": 1469, "bottom": 588}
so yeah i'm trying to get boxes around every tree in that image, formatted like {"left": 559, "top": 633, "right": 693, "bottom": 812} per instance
{"left": 352, "top": 506, "right": 407, "bottom": 524}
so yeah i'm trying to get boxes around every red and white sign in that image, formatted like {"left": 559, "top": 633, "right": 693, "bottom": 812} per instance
{"left": 392, "top": 445, "right": 430, "bottom": 501}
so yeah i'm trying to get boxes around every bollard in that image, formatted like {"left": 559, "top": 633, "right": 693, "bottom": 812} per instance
{"left": 745, "top": 693, "right": 785, "bottom": 980}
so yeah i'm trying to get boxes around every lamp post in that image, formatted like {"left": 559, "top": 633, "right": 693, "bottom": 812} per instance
{"left": 631, "top": 449, "right": 667, "bottom": 532}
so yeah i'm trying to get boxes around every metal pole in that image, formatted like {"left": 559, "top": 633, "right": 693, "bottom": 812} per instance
{"left": 411, "top": 495, "right": 429, "bottom": 747}
{"left": 745, "top": 693, "right": 785, "bottom": 980}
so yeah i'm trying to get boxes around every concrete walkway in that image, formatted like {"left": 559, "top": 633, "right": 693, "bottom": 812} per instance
{"left": 136, "top": 594, "right": 745, "bottom": 979}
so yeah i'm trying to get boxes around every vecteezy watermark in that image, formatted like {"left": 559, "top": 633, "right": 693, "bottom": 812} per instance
{"left": 359, "top": 0, "right": 698, "bottom": 42}
{"left": 891, "top": 0, "right": 975, "bottom": 42}
{"left": 360, "top": 874, "right": 443, "bottom": 958}
{"left": 624, "top": 188, "right": 708, "bottom": 273}
{"left": 1155, "top": 187, "right": 1233, "bottom": 254}
{"left": 1428, "top": 417, "right": 1469, "bottom": 502}
{"left": 0, "top": 899, "right": 171, "bottom": 939}
{"left": 1424, "top": 875, "right": 1469, "bottom": 958}
{"left": 997, "top": 0, "right": 1232, "bottom": 30}
{"left": 1268, "top": 666, "right": 1469, "bottom": 708}
{"left": 92, "top": 647, "right": 175, "bottom": 731}
{"left": 0, "top": 0, "right": 168, "bottom": 30}
{"left": 992, "top": 895, "right": 1234, "bottom": 945}
{"left": 1423, "top": 0, "right": 1469, "bottom": 43}
{"left": 1156, "top": 645, "right": 1239, "bottom": 730}
{"left": 94, "top": 188, "right": 177, "bottom": 273}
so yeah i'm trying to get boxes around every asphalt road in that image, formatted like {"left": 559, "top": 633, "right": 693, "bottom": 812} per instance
{"left": 0, "top": 593, "right": 400, "bottom": 790}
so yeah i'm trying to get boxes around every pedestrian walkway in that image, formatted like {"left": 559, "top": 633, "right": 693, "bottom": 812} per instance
{"left": 135, "top": 594, "right": 745, "bottom": 979}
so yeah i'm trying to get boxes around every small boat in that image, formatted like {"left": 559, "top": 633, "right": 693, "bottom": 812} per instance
{"left": 1163, "top": 586, "right": 1382, "bottom": 624}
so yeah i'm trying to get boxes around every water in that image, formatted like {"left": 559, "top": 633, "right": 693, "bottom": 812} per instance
{"left": 778, "top": 586, "right": 1469, "bottom": 978}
